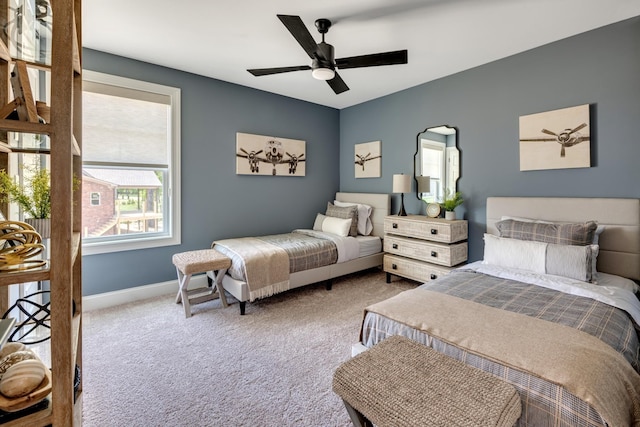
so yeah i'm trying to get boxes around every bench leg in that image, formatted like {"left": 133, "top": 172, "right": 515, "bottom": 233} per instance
{"left": 175, "top": 268, "right": 193, "bottom": 318}
{"left": 211, "top": 268, "right": 228, "bottom": 308}
{"left": 342, "top": 400, "right": 372, "bottom": 427}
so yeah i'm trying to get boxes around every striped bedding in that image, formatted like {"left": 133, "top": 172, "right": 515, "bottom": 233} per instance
{"left": 361, "top": 268, "right": 640, "bottom": 426}
{"left": 215, "top": 230, "right": 339, "bottom": 281}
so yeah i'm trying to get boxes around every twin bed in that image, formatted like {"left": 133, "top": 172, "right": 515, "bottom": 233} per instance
{"left": 359, "top": 197, "right": 640, "bottom": 427}
{"left": 211, "top": 192, "right": 390, "bottom": 315}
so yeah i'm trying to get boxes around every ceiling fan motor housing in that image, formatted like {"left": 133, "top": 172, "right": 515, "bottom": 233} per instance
{"left": 314, "top": 42, "right": 335, "bottom": 70}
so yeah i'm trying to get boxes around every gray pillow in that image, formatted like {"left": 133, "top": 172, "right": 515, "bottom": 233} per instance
{"left": 325, "top": 202, "right": 358, "bottom": 237}
{"left": 496, "top": 219, "right": 598, "bottom": 246}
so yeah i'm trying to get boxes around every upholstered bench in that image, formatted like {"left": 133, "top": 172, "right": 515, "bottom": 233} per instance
{"left": 172, "top": 249, "right": 231, "bottom": 318}
{"left": 333, "top": 335, "right": 521, "bottom": 427}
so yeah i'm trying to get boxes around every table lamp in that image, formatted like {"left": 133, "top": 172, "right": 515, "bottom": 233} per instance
{"left": 416, "top": 176, "right": 431, "bottom": 194}
{"left": 393, "top": 174, "right": 411, "bottom": 216}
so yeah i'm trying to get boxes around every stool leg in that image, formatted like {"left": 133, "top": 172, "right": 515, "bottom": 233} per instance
{"left": 212, "top": 268, "right": 228, "bottom": 308}
{"left": 176, "top": 269, "right": 193, "bottom": 318}
{"left": 342, "top": 400, "right": 372, "bottom": 427}
{"left": 175, "top": 267, "right": 184, "bottom": 304}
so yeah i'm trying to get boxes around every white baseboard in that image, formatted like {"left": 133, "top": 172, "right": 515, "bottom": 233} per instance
{"left": 82, "top": 274, "right": 209, "bottom": 312}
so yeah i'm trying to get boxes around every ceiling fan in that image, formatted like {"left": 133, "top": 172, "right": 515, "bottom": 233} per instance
{"left": 247, "top": 15, "right": 408, "bottom": 95}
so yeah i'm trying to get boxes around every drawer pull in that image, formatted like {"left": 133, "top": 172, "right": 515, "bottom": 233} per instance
{"left": 430, "top": 274, "right": 437, "bottom": 280}
{"left": 392, "top": 223, "right": 398, "bottom": 229}
{"left": 392, "top": 264, "right": 398, "bottom": 270}
{"left": 392, "top": 243, "right": 398, "bottom": 249}
{"left": 430, "top": 228, "right": 438, "bottom": 235}
{"left": 431, "top": 251, "right": 437, "bottom": 258}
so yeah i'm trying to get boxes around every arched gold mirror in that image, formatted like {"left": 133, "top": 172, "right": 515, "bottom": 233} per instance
{"left": 413, "top": 125, "right": 460, "bottom": 203}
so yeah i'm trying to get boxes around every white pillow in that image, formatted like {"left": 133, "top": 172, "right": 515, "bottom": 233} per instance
{"left": 333, "top": 200, "right": 373, "bottom": 235}
{"left": 546, "top": 243, "right": 597, "bottom": 283}
{"left": 483, "top": 234, "right": 598, "bottom": 283}
{"left": 483, "top": 234, "right": 546, "bottom": 273}
{"left": 313, "top": 213, "right": 352, "bottom": 237}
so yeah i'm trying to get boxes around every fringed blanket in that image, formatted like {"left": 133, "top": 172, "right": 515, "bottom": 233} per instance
{"left": 364, "top": 289, "right": 640, "bottom": 427}
{"left": 213, "top": 237, "right": 289, "bottom": 302}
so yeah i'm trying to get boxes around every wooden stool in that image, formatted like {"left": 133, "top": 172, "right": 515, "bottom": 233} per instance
{"left": 333, "top": 335, "right": 521, "bottom": 427}
{"left": 172, "top": 249, "right": 232, "bottom": 318}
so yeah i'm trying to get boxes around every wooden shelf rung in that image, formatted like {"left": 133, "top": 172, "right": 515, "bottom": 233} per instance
{"left": 0, "top": 119, "right": 51, "bottom": 135}
{"left": 0, "top": 266, "right": 50, "bottom": 287}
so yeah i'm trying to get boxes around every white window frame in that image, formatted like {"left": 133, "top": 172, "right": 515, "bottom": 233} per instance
{"left": 82, "top": 70, "right": 181, "bottom": 255}
{"left": 89, "top": 192, "right": 101, "bottom": 206}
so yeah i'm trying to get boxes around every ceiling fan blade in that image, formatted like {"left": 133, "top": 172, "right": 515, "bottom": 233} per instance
{"left": 248, "top": 65, "right": 311, "bottom": 76}
{"left": 335, "top": 50, "right": 408, "bottom": 69}
{"left": 277, "top": 15, "right": 318, "bottom": 60}
{"left": 327, "top": 72, "right": 349, "bottom": 94}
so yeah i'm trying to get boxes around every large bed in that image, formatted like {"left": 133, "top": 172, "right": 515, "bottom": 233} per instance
{"left": 211, "top": 192, "right": 390, "bottom": 315}
{"left": 357, "top": 197, "right": 640, "bottom": 427}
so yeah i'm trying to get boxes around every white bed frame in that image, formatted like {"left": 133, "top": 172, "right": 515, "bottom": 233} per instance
{"left": 487, "top": 197, "right": 640, "bottom": 281}
{"left": 217, "top": 192, "right": 391, "bottom": 314}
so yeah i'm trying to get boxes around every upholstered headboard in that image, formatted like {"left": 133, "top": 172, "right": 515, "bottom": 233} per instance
{"left": 335, "top": 192, "right": 390, "bottom": 238}
{"left": 487, "top": 197, "right": 640, "bottom": 281}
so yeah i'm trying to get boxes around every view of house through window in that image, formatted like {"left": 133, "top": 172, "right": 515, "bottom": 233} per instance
{"left": 82, "top": 71, "right": 181, "bottom": 254}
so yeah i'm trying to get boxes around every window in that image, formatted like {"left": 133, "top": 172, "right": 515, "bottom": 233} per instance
{"left": 82, "top": 71, "right": 181, "bottom": 255}
{"left": 90, "top": 192, "right": 100, "bottom": 206}
{"left": 420, "top": 139, "right": 445, "bottom": 203}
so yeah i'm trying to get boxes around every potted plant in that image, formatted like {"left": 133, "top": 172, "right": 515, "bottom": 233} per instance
{"left": 0, "top": 165, "right": 52, "bottom": 238}
{"left": 441, "top": 191, "right": 463, "bottom": 220}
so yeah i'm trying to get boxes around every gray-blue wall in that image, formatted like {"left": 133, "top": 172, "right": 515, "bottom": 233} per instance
{"left": 340, "top": 16, "right": 640, "bottom": 263}
{"left": 83, "top": 16, "right": 640, "bottom": 295}
{"left": 82, "top": 50, "right": 340, "bottom": 295}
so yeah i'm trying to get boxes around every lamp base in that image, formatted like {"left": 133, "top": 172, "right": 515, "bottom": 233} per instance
{"left": 397, "top": 193, "right": 407, "bottom": 216}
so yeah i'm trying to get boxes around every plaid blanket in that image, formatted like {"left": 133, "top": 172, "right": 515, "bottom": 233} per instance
{"left": 361, "top": 269, "right": 640, "bottom": 426}
{"left": 213, "top": 231, "right": 338, "bottom": 301}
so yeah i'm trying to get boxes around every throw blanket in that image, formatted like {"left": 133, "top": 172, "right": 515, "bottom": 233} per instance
{"left": 213, "top": 237, "right": 289, "bottom": 301}
{"left": 364, "top": 289, "right": 640, "bottom": 427}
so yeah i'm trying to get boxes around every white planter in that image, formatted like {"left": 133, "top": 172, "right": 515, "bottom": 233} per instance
{"left": 444, "top": 211, "right": 456, "bottom": 221}
{"left": 24, "top": 218, "right": 51, "bottom": 239}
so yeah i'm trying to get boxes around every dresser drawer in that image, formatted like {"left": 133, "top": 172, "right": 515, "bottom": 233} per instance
{"left": 384, "top": 235, "right": 467, "bottom": 267}
{"left": 384, "top": 254, "right": 453, "bottom": 283}
{"left": 384, "top": 216, "right": 467, "bottom": 243}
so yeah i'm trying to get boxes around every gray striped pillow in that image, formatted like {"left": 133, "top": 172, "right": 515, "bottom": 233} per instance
{"left": 326, "top": 203, "right": 358, "bottom": 237}
{"left": 496, "top": 219, "right": 598, "bottom": 246}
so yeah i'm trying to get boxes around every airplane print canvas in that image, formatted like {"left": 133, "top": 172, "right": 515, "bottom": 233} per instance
{"left": 354, "top": 140, "right": 381, "bottom": 178}
{"left": 236, "top": 132, "right": 306, "bottom": 176}
{"left": 519, "top": 104, "right": 590, "bottom": 171}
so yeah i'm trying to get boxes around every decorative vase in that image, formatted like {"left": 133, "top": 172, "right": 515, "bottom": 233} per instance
{"left": 444, "top": 211, "right": 456, "bottom": 221}
{"left": 24, "top": 218, "right": 51, "bottom": 239}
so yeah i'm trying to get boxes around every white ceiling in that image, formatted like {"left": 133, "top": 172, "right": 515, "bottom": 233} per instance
{"left": 82, "top": 0, "right": 640, "bottom": 110}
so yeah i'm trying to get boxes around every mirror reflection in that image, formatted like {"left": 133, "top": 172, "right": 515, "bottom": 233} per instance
{"left": 414, "top": 125, "right": 460, "bottom": 203}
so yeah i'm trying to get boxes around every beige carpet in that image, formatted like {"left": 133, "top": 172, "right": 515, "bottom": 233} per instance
{"left": 82, "top": 269, "right": 415, "bottom": 426}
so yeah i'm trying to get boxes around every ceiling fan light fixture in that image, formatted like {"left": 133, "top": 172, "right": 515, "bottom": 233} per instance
{"left": 312, "top": 67, "right": 335, "bottom": 81}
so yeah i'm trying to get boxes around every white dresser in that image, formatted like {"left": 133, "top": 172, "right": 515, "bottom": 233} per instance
{"left": 383, "top": 215, "right": 468, "bottom": 283}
